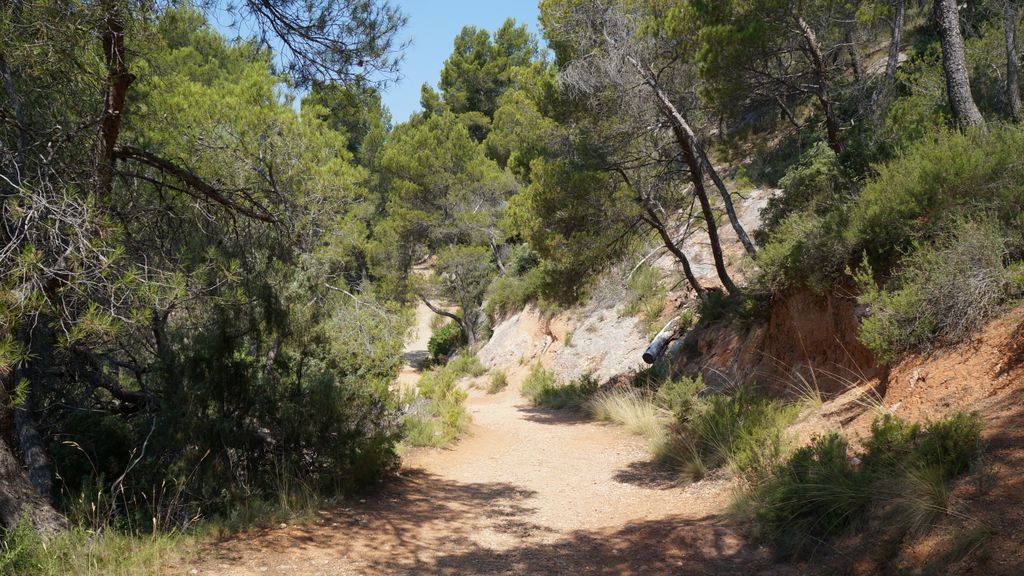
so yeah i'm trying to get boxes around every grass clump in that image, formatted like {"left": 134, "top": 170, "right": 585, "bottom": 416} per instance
{"left": 623, "top": 264, "right": 668, "bottom": 339}
{"left": 656, "top": 385, "right": 800, "bottom": 482}
{"left": 521, "top": 364, "right": 598, "bottom": 410}
{"left": 745, "top": 411, "right": 984, "bottom": 558}
{"left": 446, "top": 354, "right": 487, "bottom": 378}
{"left": 403, "top": 365, "right": 470, "bottom": 448}
{"left": 0, "top": 518, "right": 189, "bottom": 576}
{"left": 750, "top": 433, "right": 872, "bottom": 557}
{"left": 487, "top": 370, "right": 508, "bottom": 394}
{"left": 587, "top": 387, "right": 668, "bottom": 438}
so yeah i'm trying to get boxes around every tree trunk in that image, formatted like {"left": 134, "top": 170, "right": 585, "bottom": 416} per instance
{"left": 846, "top": 29, "right": 865, "bottom": 83}
{"left": 627, "top": 58, "right": 756, "bottom": 257}
{"left": 1007, "top": 0, "right": 1022, "bottom": 121}
{"left": 16, "top": 325, "right": 58, "bottom": 500}
{"left": 0, "top": 375, "right": 66, "bottom": 532}
{"left": 935, "top": 0, "right": 987, "bottom": 128}
{"left": 796, "top": 15, "right": 844, "bottom": 154}
{"left": 627, "top": 61, "right": 744, "bottom": 294}
{"left": 418, "top": 295, "right": 475, "bottom": 346}
{"left": 647, "top": 213, "right": 706, "bottom": 300}
{"left": 94, "top": 3, "right": 135, "bottom": 197}
{"left": 885, "top": 0, "right": 906, "bottom": 89}
{"left": 616, "top": 168, "right": 707, "bottom": 299}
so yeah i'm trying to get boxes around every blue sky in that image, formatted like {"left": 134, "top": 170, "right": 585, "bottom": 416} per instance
{"left": 382, "top": 1, "right": 542, "bottom": 122}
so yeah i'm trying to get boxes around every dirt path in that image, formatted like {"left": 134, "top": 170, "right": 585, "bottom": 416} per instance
{"left": 184, "top": 304, "right": 779, "bottom": 575}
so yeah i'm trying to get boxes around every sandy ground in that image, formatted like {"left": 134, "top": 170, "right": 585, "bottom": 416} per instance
{"left": 181, "top": 303, "right": 783, "bottom": 576}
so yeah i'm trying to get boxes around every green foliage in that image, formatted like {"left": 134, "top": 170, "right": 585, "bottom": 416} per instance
{"left": 0, "top": 517, "right": 188, "bottom": 576}
{"left": 855, "top": 221, "right": 1015, "bottom": 361}
{"left": 506, "top": 156, "right": 636, "bottom": 304}
{"left": 428, "top": 322, "right": 465, "bottom": 364}
{"left": 521, "top": 365, "right": 599, "bottom": 410}
{"left": 755, "top": 209, "right": 855, "bottom": 293}
{"left": 852, "top": 127, "right": 1024, "bottom": 272}
{"left": 758, "top": 142, "right": 848, "bottom": 245}
{"left": 623, "top": 265, "right": 668, "bottom": 338}
{"left": 403, "top": 366, "right": 471, "bottom": 448}
{"left": 657, "top": 384, "right": 799, "bottom": 482}
{"left": 758, "top": 125, "right": 1024, "bottom": 297}
{"left": 487, "top": 370, "right": 508, "bottom": 394}
{"left": 438, "top": 18, "right": 540, "bottom": 121}
{"left": 654, "top": 375, "right": 703, "bottom": 414}
{"left": 301, "top": 81, "right": 390, "bottom": 157}
{"left": 746, "top": 412, "right": 984, "bottom": 557}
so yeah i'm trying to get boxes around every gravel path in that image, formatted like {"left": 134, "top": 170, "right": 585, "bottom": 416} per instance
{"left": 183, "top": 304, "right": 782, "bottom": 575}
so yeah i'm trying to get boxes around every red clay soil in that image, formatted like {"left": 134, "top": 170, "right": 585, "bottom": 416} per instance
{"left": 791, "top": 306, "right": 1024, "bottom": 575}
{"left": 678, "top": 286, "right": 881, "bottom": 397}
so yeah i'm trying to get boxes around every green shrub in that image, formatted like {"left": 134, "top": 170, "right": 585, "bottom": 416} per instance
{"left": 861, "top": 413, "right": 922, "bottom": 474}
{"left": 483, "top": 266, "right": 546, "bottom": 319}
{"left": 755, "top": 210, "right": 854, "bottom": 293}
{"left": 851, "top": 127, "right": 1024, "bottom": 272}
{"left": 623, "top": 264, "right": 668, "bottom": 338}
{"left": 696, "top": 288, "right": 729, "bottom": 323}
{"left": 757, "top": 142, "right": 848, "bottom": 245}
{"left": 746, "top": 412, "right": 984, "bottom": 557}
{"left": 753, "top": 433, "right": 872, "bottom": 558}
{"left": 855, "top": 221, "right": 1013, "bottom": 361}
{"left": 403, "top": 366, "right": 470, "bottom": 448}
{"left": 756, "top": 125, "right": 1024, "bottom": 294}
{"left": 654, "top": 375, "right": 703, "bottom": 414}
{"left": 487, "top": 370, "right": 508, "bottom": 394}
{"left": 521, "top": 365, "right": 598, "bottom": 410}
{"left": 427, "top": 322, "right": 464, "bottom": 363}
{"left": 914, "top": 412, "right": 984, "bottom": 478}
{"left": 447, "top": 354, "right": 486, "bottom": 378}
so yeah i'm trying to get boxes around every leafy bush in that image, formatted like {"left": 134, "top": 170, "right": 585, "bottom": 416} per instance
{"left": 487, "top": 370, "right": 508, "bottom": 394}
{"left": 756, "top": 125, "right": 1024, "bottom": 293}
{"left": 521, "top": 365, "right": 598, "bottom": 409}
{"left": 855, "top": 221, "right": 1014, "bottom": 361}
{"left": 752, "top": 433, "right": 872, "bottom": 557}
{"left": 483, "top": 268, "right": 546, "bottom": 319}
{"left": 746, "top": 412, "right": 984, "bottom": 557}
{"left": 755, "top": 210, "right": 854, "bottom": 293}
{"left": 851, "top": 127, "right": 1024, "bottom": 272}
{"left": 757, "top": 142, "right": 848, "bottom": 245}
{"left": 654, "top": 375, "right": 703, "bottom": 414}
{"left": 402, "top": 366, "right": 470, "bottom": 448}
{"left": 428, "top": 322, "right": 465, "bottom": 364}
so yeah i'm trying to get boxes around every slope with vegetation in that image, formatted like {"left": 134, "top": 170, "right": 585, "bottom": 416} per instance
{"left": 4, "top": 0, "right": 1024, "bottom": 573}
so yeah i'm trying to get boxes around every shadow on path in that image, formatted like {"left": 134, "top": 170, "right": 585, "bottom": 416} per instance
{"left": 517, "top": 405, "right": 599, "bottom": 426}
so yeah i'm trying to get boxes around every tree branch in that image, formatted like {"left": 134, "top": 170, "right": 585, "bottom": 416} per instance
{"left": 114, "top": 146, "right": 278, "bottom": 223}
